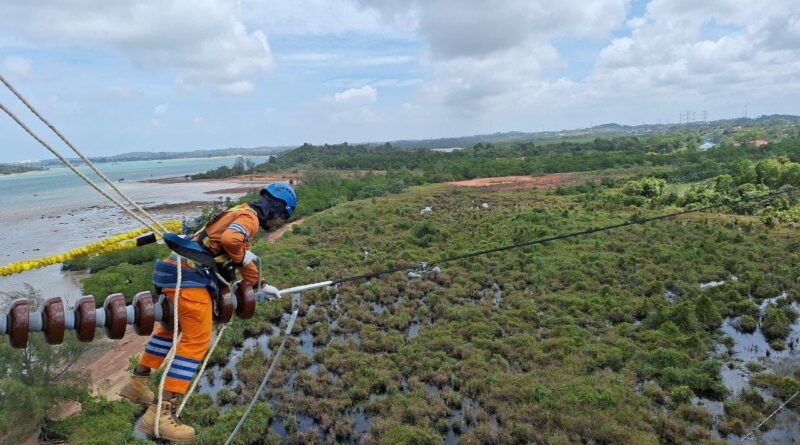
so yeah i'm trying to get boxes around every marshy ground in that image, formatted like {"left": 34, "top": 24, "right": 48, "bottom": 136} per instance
{"left": 170, "top": 183, "right": 800, "bottom": 444}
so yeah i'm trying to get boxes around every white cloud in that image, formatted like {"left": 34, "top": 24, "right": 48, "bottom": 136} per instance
{"left": 2, "top": 55, "right": 32, "bottom": 79}
{"left": 242, "top": 0, "right": 411, "bottom": 37}
{"left": 319, "top": 86, "right": 379, "bottom": 125}
{"left": 352, "top": 0, "right": 800, "bottom": 127}
{"left": 360, "top": 0, "right": 627, "bottom": 58}
{"left": 193, "top": 116, "right": 205, "bottom": 124}
{"left": 0, "top": 1, "right": 272, "bottom": 93}
{"left": 578, "top": 0, "right": 800, "bottom": 119}
{"left": 153, "top": 103, "right": 169, "bottom": 116}
{"left": 356, "top": 0, "right": 628, "bottom": 116}
{"left": 332, "top": 86, "right": 378, "bottom": 105}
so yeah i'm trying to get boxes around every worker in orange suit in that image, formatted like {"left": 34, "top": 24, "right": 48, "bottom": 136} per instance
{"left": 119, "top": 182, "right": 297, "bottom": 443}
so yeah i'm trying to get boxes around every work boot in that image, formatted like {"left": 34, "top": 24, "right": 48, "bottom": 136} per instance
{"left": 119, "top": 372, "right": 154, "bottom": 406}
{"left": 139, "top": 398, "right": 196, "bottom": 443}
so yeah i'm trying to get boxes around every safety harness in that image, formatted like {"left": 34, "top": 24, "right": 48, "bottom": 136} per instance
{"left": 157, "top": 204, "right": 258, "bottom": 325}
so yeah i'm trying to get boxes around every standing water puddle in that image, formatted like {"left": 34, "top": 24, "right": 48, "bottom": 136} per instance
{"left": 197, "top": 326, "right": 280, "bottom": 403}
{"left": 701, "top": 290, "right": 800, "bottom": 443}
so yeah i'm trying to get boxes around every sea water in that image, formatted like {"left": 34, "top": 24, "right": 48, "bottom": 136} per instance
{"left": 0, "top": 156, "right": 266, "bottom": 304}
{"left": 0, "top": 156, "right": 268, "bottom": 222}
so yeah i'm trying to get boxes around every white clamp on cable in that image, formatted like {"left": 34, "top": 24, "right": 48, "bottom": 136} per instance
{"left": 408, "top": 262, "right": 441, "bottom": 280}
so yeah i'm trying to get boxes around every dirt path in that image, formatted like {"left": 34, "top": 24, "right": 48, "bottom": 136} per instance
{"left": 267, "top": 219, "right": 304, "bottom": 243}
{"left": 447, "top": 173, "right": 586, "bottom": 190}
{"left": 76, "top": 327, "right": 148, "bottom": 400}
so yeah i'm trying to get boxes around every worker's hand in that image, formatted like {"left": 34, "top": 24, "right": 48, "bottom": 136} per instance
{"left": 262, "top": 284, "right": 281, "bottom": 298}
{"left": 241, "top": 250, "right": 257, "bottom": 266}
{"left": 255, "top": 284, "right": 281, "bottom": 302}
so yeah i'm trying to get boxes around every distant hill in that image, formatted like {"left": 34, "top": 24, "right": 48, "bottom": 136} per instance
{"left": 0, "top": 163, "right": 45, "bottom": 175}
{"left": 381, "top": 114, "right": 800, "bottom": 149}
{"left": 27, "top": 113, "right": 800, "bottom": 167}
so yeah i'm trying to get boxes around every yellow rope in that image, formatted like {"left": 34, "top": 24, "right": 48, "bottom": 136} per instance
{"left": 0, "top": 220, "right": 182, "bottom": 276}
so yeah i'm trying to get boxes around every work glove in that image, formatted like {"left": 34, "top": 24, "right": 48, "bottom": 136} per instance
{"left": 241, "top": 250, "right": 258, "bottom": 266}
{"left": 255, "top": 284, "right": 282, "bottom": 302}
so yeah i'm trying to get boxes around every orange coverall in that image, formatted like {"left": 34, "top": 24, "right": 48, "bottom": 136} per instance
{"left": 139, "top": 204, "right": 260, "bottom": 393}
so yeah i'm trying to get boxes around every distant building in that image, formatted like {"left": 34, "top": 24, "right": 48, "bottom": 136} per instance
{"left": 699, "top": 142, "right": 716, "bottom": 151}
{"left": 750, "top": 140, "right": 769, "bottom": 147}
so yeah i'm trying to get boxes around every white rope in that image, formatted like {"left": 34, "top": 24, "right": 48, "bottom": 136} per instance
{"left": 154, "top": 255, "right": 183, "bottom": 438}
{"left": 0, "top": 100, "right": 163, "bottom": 235}
{"left": 742, "top": 389, "right": 800, "bottom": 440}
{"left": 224, "top": 308, "right": 299, "bottom": 445}
{"left": 0, "top": 74, "right": 168, "bottom": 234}
{"left": 176, "top": 323, "right": 227, "bottom": 417}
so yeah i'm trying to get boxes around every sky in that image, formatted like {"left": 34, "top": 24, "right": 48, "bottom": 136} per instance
{"left": 0, "top": 0, "right": 799, "bottom": 162}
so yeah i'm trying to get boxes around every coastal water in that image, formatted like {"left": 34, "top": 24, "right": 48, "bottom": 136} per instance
{"left": 0, "top": 156, "right": 267, "bottom": 305}
{"left": 0, "top": 156, "right": 268, "bottom": 222}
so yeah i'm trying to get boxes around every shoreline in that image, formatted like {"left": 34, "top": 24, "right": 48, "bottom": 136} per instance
{"left": 142, "top": 173, "right": 299, "bottom": 185}
{"left": 0, "top": 176, "right": 257, "bottom": 303}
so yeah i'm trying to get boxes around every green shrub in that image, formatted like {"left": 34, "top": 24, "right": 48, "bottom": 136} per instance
{"left": 737, "top": 315, "right": 757, "bottom": 333}
{"left": 44, "top": 398, "right": 144, "bottom": 445}
{"left": 669, "top": 385, "right": 694, "bottom": 405}
{"left": 623, "top": 177, "right": 666, "bottom": 198}
{"left": 761, "top": 305, "right": 796, "bottom": 343}
{"left": 378, "top": 424, "right": 443, "bottom": 445}
{"left": 694, "top": 295, "right": 722, "bottom": 330}
{"left": 82, "top": 262, "right": 153, "bottom": 304}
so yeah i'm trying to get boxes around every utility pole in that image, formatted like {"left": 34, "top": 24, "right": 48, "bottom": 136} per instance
{"left": 744, "top": 104, "right": 748, "bottom": 119}
{"left": 703, "top": 110, "right": 707, "bottom": 123}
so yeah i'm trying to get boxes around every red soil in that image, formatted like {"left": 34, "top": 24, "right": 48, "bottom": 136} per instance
{"left": 447, "top": 173, "right": 584, "bottom": 190}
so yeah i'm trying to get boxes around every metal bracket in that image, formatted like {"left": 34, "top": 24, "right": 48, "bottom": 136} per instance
{"left": 292, "top": 292, "right": 301, "bottom": 313}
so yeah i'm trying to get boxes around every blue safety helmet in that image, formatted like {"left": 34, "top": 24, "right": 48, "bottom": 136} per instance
{"left": 261, "top": 182, "right": 297, "bottom": 218}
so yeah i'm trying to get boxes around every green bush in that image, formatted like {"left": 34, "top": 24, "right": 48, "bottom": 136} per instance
{"left": 737, "top": 315, "right": 757, "bottom": 333}
{"left": 623, "top": 177, "right": 666, "bottom": 198}
{"left": 82, "top": 262, "right": 153, "bottom": 304}
{"left": 761, "top": 304, "right": 796, "bottom": 343}
{"left": 669, "top": 385, "right": 694, "bottom": 405}
{"left": 379, "top": 424, "right": 443, "bottom": 445}
{"left": 44, "top": 398, "right": 145, "bottom": 445}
